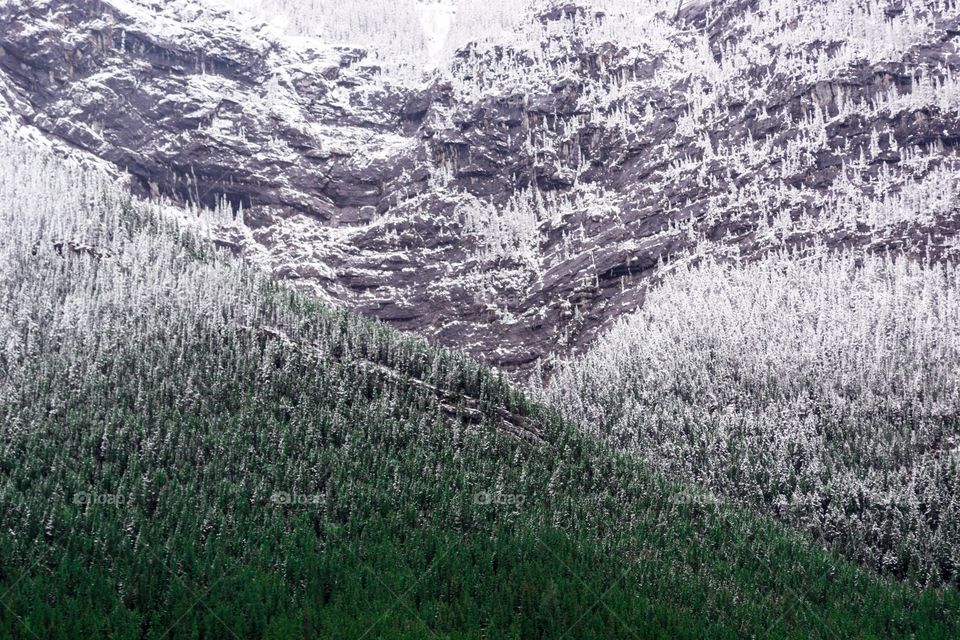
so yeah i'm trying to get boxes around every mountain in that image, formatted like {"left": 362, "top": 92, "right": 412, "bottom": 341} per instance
{"left": 4, "top": 1, "right": 960, "bottom": 636}
{"left": 2, "top": 130, "right": 959, "bottom": 640}
{"left": 3, "top": 0, "right": 959, "bottom": 377}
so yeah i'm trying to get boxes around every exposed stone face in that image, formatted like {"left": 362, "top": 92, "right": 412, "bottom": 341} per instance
{"left": 2, "top": 0, "right": 960, "bottom": 378}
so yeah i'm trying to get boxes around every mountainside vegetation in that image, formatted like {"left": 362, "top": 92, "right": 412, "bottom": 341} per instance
{"left": 542, "top": 246, "right": 960, "bottom": 587}
{"left": 1, "top": 139, "right": 959, "bottom": 638}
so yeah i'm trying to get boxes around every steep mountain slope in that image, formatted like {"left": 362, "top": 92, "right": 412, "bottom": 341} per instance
{"left": 3, "top": 135, "right": 959, "bottom": 638}
{"left": 3, "top": 0, "right": 960, "bottom": 375}
{"left": 541, "top": 248, "right": 960, "bottom": 586}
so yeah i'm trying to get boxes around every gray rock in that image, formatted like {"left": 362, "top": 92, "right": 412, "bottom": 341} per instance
{"left": 2, "top": 0, "right": 959, "bottom": 380}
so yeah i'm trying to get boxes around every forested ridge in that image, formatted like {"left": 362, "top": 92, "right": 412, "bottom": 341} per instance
{"left": 1, "top": 139, "right": 958, "bottom": 638}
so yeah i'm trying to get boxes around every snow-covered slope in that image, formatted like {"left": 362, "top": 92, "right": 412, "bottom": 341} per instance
{"left": 540, "top": 247, "right": 960, "bottom": 584}
{"left": 2, "top": 0, "right": 960, "bottom": 376}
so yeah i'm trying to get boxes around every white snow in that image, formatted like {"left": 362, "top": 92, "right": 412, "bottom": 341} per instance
{"left": 416, "top": 0, "right": 456, "bottom": 68}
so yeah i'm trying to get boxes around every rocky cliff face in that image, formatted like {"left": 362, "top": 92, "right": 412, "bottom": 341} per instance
{"left": 3, "top": 0, "right": 960, "bottom": 377}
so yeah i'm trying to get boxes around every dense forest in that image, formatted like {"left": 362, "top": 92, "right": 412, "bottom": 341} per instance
{"left": 542, "top": 247, "right": 960, "bottom": 587}
{"left": 1, "top": 139, "right": 959, "bottom": 638}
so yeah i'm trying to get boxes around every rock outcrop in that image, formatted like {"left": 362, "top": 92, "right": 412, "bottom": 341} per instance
{"left": 3, "top": 0, "right": 960, "bottom": 377}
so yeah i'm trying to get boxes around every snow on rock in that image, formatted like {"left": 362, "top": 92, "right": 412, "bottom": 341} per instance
{"left": 2, "top": 0, "right": 960, "bottom": 377}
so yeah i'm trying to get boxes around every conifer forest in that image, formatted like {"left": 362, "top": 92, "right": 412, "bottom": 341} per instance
{"left": 2, "top": 1, "right": 960, "bottom": 638}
